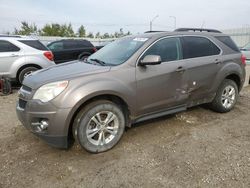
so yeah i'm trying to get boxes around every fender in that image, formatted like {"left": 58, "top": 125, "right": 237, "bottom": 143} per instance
{"left": 211, "top": 61, "right": 244, "bottom": 93}
{"left": 51, "top": 76, "right": 137, "bottom": 134}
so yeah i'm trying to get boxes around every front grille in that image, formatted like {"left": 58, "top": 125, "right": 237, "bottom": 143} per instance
{"left": 22, "top": 85, "right": 32, "bottom": 92}
{"left": 19, "top": 99, "right": 27, "bottom": 109}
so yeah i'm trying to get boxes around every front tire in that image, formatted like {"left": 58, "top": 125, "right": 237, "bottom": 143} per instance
{"left": 209, "top": 79, "right": 238, "bottom": 113}
{"left": 73, "top": 100, "right": 126, "bottom": 153}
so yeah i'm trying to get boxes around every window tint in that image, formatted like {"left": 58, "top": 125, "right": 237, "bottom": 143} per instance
{"left": 64, "top": 40, "right": 79, "bottom": 49}
{"left": 48, "top": 41, "right": 63, "bottom": 50}
{"left": 182, "top": 36, "right": 221, "bottom": 59}
{"left": 19, "top": 40, "right": 48, "bottom": 51}
{"left": 0, "top": 40, "right": 20, "bottom": 52}
{"left": 142, "top": 37, "right": 182, "bottom": 62}
{"left": 215, "top": 36, "right": 240, "bottom": 52}
{"left": 77, "top": 40, "right": 93, "bottom": 48}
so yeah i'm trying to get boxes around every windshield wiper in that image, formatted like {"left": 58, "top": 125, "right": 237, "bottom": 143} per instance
{"left": 90, "top": 58, "right": 106, "bottom": 66}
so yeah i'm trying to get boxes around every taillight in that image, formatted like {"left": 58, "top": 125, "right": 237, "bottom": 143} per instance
{"left": 44, "top": 51, "right": 54, "bottom": 61}
{"left": 93, "top": 47, "right": 97, "bottom": 53}
{"left": 241, "top": 54, "right": 246, "bottom": 66}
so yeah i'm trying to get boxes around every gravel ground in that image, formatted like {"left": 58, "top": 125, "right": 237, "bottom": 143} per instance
{"left": 0, "top": 87, "right": 250, "bottom": 188}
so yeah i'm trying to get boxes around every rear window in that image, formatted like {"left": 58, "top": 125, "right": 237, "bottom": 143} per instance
{"left": 0, "top": 40, "right": 20, "bottom": 52}
{"left": 182, "top": 36, "right": 221, "bottom": 59}
{"left": 215, "top": 36, "right": 240, "bottom": 52}
{"left": 19, "top": 40, "right": 48, "bottom": 51}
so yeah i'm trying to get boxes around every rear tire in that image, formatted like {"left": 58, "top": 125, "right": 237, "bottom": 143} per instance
{"left": 209, "top": 79, "right": 238, "bottom": 113}
{"left": 18, "top": 67, "right": 38, "bottom": 84}
{"left": 78, "top": 54, "right": 90, "bottom": 61}
{"left": 73, "top": 100, "right": 126, "bottom": 153}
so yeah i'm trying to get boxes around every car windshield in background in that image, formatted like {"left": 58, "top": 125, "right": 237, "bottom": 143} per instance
{"left": 88, "top": 37, "right": 149, "bottom": 66}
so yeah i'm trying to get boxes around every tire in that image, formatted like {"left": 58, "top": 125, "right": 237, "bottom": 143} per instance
{"left": 209, "top": 79, "right": 238, "bottom": 113}
{"left": 18, "top": 67, "right": 38, "bottom": 84}
{"left": 73, "top": 100, "right": 126, "bottom": 153}
{"left": 78, "top": 54, "right": 90, "bottom": 61}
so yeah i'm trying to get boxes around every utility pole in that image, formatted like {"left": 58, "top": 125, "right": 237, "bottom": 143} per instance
{"left": 169, "top": 16, "right": 176, "bottom": 29}
{"left": 150, "top": 15, "right": 159, "bottom": 31}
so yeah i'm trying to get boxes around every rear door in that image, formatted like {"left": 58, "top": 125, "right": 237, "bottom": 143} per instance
{"left": 63, "top": 40, "right": 81, "bottom": 61}
{"left": 136, "top": 37, "right": 188, "bottom": 116}
{"left": 0, "top": 40, "right": 22, "bottom": 76}
{"left": 181, "top": 36, "right": 222, "bottom": 101}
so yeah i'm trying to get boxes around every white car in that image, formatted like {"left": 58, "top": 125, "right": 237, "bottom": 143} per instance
{"left": 241, "top": 42, "right": 250, "bottom": 61}
{"left": 0, "top": 36, "right": 55, "bottom": 83}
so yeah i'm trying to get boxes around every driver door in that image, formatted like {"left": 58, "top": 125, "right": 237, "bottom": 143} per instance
{"left": 136, "top": 37, "right": 188, "bottom": 116}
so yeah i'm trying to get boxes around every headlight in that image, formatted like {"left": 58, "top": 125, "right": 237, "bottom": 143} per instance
{"left": 33, "top": 81, "right": 68, "bottom": 102}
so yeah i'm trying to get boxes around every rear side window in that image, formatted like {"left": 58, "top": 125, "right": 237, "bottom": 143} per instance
{"left": 0, "top": 40, "right": 20, "bottom": 52}
{"left": 215, "top": 36, "right": 240, "bottom": 52}
{"left": 77, "top": 40, "right": 93, "bottom": 48}
{"left": 64, "top": 40, "right": 79, "bottom": 49}
{"left": 142, "top": 37, "right": 183, "bottom": 62}
{"left": 182, "top": 36, "right": 221, "bottom": 59}
{"left": 19, "top": 40, "right": 48, "bottom": 51}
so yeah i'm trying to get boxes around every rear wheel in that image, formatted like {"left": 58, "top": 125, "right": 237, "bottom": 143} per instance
{"left": 79, "top": 54, "right": 90, "bottom": 61}
{"left": 73, "top": 100, "right": 126, "bottom": 153}
{"left": 18, "top": 66, "right": 38, "bottom": 84}
{"left": 209, "top": 79, "right": 238, "bottom": 113}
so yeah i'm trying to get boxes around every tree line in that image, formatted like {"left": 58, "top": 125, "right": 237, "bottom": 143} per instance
{"left": 12, "top": 22, "right": 131, "bottom": 39}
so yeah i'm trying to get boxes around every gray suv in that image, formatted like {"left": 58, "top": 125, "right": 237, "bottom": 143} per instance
{"left": 16, "top": 28, "right": 246, "bottom": 153}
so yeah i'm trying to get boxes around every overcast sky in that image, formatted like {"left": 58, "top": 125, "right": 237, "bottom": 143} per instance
{"left": 0, "top": 0, "right": 249, "bottom": 34}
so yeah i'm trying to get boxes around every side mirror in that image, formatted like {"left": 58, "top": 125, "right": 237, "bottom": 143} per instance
{"left": 139, "top": 55, "right": 162, "bottom": 66}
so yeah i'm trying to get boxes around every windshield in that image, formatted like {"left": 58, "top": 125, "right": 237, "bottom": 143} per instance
{"left": 87, "top": 37, "right": 149, "bottom": 66}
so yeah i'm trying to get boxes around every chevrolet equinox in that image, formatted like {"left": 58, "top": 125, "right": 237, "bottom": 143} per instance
{"left": 16, "top": 28, "right": 246, "bottom": 153}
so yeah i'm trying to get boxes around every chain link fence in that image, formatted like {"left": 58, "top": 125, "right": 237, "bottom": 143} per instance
{"left": 222, "top": 27, "right": 250, "bottom": 47}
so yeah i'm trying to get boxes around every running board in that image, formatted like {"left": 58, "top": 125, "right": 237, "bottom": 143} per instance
{"left": 133, "top": 105, "right": 187, "bottom": 124}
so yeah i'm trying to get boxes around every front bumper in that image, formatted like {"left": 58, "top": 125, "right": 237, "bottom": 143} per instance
{"left": 16, "top": 95, "right": 72, "bottom": 149}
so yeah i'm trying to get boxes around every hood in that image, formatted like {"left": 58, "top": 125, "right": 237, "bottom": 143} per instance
{"left": 23, "top": 60, "right": 111, "bottom": 89}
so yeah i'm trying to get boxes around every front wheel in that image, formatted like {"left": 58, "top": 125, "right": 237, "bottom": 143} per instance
{"left": 73, "top": 100, "right": 126, "bottom": 153}
{"left": 209, "top": 79, "right": 238, "bottom": 113}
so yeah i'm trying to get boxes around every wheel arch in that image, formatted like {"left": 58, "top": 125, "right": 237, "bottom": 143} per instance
{"left": 66, "top": 93, "right": 131, "bottom": 143}
{"left": 16, "top": 64, "right": 42, "bottom": 80}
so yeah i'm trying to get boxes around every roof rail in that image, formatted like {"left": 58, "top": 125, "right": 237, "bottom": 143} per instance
{"left": 0, "top": 34, "right": 22, "bottom": 38}
{"left": 144, "top": 31, "right": 166, "bottom": 33}
{"left": 175, "top": 28, "right": 222, "bottom": 33}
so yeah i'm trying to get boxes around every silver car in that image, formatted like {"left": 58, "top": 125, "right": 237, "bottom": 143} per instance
{"left": 0, "top": 36, "right": 55, "bottom": 83}
{"left": 241, "top": 42, "right": 250, "bottom": 61}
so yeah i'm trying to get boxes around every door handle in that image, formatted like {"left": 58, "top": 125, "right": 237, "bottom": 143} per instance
{"left": 10, "top": 54, "right": 19, "bottom": 57}
{"left": 175, "top": 66, "right": 185, "bottom": 73}
{"left": 215, "top": 59, "right": 222, "bottom": 64}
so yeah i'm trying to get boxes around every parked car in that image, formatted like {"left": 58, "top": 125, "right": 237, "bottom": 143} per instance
{"left": 240, "top": 42, "right": 250, "bottom": 60}
{"left": 47, "top": 39, "right": 98, "bottom": 64}
{"left": 17, "top": 28, "right": 246, "bottom": 153}
{"left": 0, "top": 36, "right": 55, "bottom": 83}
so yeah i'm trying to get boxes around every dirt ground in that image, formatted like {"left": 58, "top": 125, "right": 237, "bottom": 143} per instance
{"left": 0, "top": 87, "right": 250, "bottom": 188}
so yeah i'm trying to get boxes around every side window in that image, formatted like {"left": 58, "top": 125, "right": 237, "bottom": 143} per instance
{"left": 0, "top": 40, "right": 20, "bottom": 52}
{"left": 77, "top": 40, "right": 93, "bottom": 48}
{"left": 48, "top": 41, "right": 63, "bottom": 50}
{"left": 182, "top": 36, "right": 221, "bottom": 59}
{"left": 64, "top": 40, "right": 78, "bottom": 49}
{"left": 142, "top": 37, "right": 182, "bottom": 62}
{"left": 215, "top": 36, "right": 240, "bottom": 52}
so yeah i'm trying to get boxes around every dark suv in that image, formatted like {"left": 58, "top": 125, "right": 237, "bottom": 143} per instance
{"left": 17, "top": 28, "right": 246, "bottom": 153}
{"left": 47, "top": 39, "right": 97, "bottom": 64}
